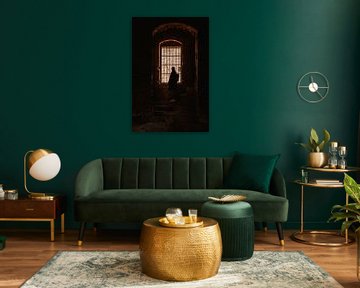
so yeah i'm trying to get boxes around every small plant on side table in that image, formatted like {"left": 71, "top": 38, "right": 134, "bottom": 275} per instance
{"left": 296, "top": 128, "right": 330, "bottom": 167}
{"left": 296, "top": 128, "right": 330, "bottom": 152}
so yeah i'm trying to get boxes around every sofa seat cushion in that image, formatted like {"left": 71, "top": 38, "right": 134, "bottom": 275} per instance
{"left": 76, "top": 189, "right": 281, "bottom": 202}
{"left": 75, "top": 189, "right": 288, "bottom": 222}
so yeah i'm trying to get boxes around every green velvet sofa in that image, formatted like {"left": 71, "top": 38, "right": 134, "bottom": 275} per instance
{"left": 74, "top": 157, "right": 288, "bottom": 246}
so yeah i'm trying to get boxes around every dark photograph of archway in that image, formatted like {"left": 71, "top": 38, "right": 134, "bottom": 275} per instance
{"left": 132, "top": 17, "right": 209, "bottom": 132}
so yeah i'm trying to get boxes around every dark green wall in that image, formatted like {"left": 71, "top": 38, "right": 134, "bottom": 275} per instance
{"left": 1, "top": 0, "right": 359, "bottom": 230}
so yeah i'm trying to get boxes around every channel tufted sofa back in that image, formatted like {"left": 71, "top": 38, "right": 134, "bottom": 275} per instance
{"left": 102, "top": 157, "right": 233, "bottom": 190}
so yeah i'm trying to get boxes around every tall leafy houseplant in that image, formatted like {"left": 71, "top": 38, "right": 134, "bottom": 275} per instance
{"left": 296, "top": 128, "right": 330, "bottom": 167}
{"left": 329, "top": 173, "right": 360, "bottom": 233}
{"left": 329, "top": 173, "right": 360, "bottom": 280}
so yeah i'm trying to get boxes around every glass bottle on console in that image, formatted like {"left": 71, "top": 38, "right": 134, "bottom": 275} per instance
{"left": 328, "top": 142, "right": 338, "bottom": 169}
{"left": 337, "top": 146, "right": 347, "bottom": 169}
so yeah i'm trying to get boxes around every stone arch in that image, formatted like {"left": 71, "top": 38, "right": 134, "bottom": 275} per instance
{"left": 152, "top": 22, "right": 199, "bottom": 101}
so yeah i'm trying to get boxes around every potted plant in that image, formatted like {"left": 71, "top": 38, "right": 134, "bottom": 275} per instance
{"left": 329, "top": 173, "right": 360, "bottom": 233}
{"left": 329, "top": 173, "right": 360, "bottom": 279}
{"left": 296, "top": 128, "right": 330, "bottom": 167}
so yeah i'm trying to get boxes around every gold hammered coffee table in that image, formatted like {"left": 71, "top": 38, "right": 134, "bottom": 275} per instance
{"left": 139, "top": 217, "right": 222, "bottom": 281}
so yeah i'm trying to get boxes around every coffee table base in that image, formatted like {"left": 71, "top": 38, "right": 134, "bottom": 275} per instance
{"left": 140, "top": 217, "right": 222, "bottom": 281}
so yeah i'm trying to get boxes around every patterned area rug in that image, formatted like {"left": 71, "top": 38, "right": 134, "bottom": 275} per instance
{"left": 21, "top": 251, "right": 342, "bottom": 288}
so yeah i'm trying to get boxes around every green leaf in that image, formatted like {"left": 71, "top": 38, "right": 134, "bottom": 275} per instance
{"left": 317, "top": 140, "right": 325, "bottom": 152}
{"left": 308, "top": 137, "right": 316, "bottom": 152}
{"left": 343, "top": 205, "right": 360, "bottom": 215}
{"left": 344, "top": 173, "right": 360, "bottom": 204}
{"left": 329, "top": 203, "right": 360, "bottom": 226}
{"left": 310, "top": 128, "right": 319, "bottom": 144}
{"left": 323, "top": 129, "right": 330, "bottom": 144}
{"left": 331, "top": 203, "right": 360, "bottom": 215}
{"left": 329, "top": 212, "right": 357, "bottom": 221}
{"left": 295, "top": 142, "right": 312, "bottom": 152}
{"left": 341, "top": 220, "right": 358, "bottom": 234}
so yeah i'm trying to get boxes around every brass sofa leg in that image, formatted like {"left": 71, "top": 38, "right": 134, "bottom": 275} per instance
{"left": 276, "top": 222, "right": 285, "bottom": 246}
{"left": 77, "top": 222, "right": 86, "bottom": 246}
{"left": 262, "top": 222, "right": 268, "bottom": 232}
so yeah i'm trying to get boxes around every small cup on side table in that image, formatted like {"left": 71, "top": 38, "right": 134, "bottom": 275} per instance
{"left": 301, "top": 169, "right": 309, "bottom": 183}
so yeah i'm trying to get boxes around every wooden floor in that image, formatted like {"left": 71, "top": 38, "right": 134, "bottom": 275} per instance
{"left": 0, "top": 228, "right": 358, "bottom": 288}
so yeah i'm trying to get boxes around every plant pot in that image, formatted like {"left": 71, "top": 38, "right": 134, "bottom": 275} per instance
{"left": 307, "top": 152, "right": 328, "bottom": 168}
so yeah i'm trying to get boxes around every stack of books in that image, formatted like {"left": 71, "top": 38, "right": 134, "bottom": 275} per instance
{"left": 314, "top": 179, "right": 341, "bottom": 185}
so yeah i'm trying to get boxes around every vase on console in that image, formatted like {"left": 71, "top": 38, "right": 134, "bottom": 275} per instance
{"left": 308, "top": 152, "right": 328, "bottom": 168}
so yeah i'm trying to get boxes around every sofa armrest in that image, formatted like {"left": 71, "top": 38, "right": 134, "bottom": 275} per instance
{"left": 75, "top": 159, "right": 104, "bottom": 199}
{"left": 269, "top": 168, "right": 287, "bottom": 198}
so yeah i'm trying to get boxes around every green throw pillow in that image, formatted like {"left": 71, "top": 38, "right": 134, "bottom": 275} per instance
{"left": 224, "top": 153, "right": 280, "bottom": 193}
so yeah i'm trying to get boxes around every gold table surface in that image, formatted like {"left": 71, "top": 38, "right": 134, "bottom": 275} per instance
{"left": 143, "top": 216, "right": 217, "bottom": 229}
{"left": 139, "top": 217, "right": 222, "bottom": 282}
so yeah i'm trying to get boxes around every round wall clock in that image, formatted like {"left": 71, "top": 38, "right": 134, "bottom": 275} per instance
{"left": 297, "top": 72, "right": 329, "bottom": 103}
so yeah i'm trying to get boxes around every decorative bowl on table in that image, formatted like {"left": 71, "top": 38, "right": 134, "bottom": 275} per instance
{"left": 208, "top": 194, "right": 246, "bottom": 203}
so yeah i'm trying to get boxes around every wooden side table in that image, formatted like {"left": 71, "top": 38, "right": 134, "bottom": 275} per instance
{"left": 0, "top": 195, "right": 66, "bottom": 241}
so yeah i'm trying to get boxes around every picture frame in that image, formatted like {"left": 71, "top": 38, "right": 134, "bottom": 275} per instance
{"left": 132, "top": 17, "right": 209, "bottom": 132}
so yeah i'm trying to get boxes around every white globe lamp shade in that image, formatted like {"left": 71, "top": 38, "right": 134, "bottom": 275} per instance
{"left": 28, "top": 150, "right": 61, "bottom": 181}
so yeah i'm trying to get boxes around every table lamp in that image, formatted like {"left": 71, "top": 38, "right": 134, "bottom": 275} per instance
{"left": 24, "top": 148, "right": 61, "bottom": 199}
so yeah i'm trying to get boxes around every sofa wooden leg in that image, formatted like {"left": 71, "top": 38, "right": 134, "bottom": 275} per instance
{"left": 276, "top": 222, "right": 284, "bottom": 246}
{"left": 77, "top": 222, "right": 86, "bottom": 246}
{"left": 93, "top": 223, "right": 98, "bottom": 233}
{"left": 262, "top": 222, "right": 268, "bottom": 232}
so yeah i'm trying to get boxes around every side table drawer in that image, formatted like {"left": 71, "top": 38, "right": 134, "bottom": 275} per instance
{"left": 1, "top": 201, "right": 55, "bottom": 218}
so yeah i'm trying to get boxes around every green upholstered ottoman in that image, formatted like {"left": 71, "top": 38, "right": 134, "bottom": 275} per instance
{"left": 201, "top": 201, "right": 254, "bottom": 261}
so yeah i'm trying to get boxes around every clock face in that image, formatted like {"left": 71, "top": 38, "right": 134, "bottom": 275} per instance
{"left": 297, "top": 72, "right": 329, "bottom": 103}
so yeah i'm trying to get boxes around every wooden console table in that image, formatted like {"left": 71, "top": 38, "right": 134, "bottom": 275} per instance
{"left": 0, "top": 195, "right": 65, "bottom": 241}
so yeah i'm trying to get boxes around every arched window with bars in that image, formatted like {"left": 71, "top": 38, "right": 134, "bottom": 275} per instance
{"left": 160, "top": 40, "right": 182, "bottom": 84}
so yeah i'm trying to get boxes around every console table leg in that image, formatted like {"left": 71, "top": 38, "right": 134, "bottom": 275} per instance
{"left": 50, "top": 220, "right": 55, "bottom": 242}
{"left": 61, "top": 213, "right": 65, "bottom": 234}
{"left": 345, "top": 193, "right": 349, "bottom": 243}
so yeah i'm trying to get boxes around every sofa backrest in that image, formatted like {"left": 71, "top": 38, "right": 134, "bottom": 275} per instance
{"left": 102, "top": 158, "right": 234, "bottom": 190}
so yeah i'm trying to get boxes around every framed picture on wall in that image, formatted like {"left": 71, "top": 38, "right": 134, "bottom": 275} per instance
{"left": 132, "top": 17, "right": 209, "bottom": 132}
